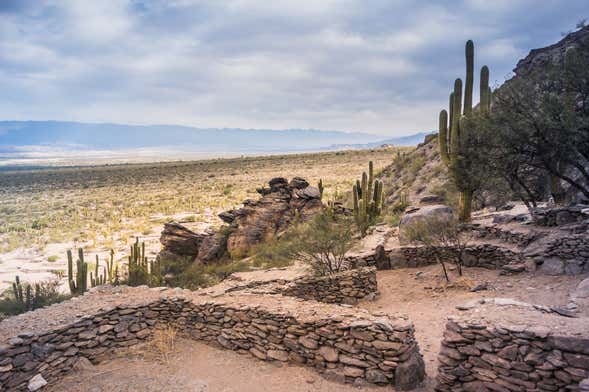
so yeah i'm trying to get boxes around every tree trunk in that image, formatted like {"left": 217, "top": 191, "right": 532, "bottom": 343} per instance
{"left": 458, "top": 189, "right": 473, "bottom": 222}
{"left": 549, "top": 173, "right": 566, "bottom": 205}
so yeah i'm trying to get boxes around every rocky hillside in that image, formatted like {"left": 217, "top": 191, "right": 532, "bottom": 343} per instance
{"left": 378, "top": 136, "right": 450, "bottom": 207}
{"left": 379, "top": 25, "right": 589, "bottom": 209}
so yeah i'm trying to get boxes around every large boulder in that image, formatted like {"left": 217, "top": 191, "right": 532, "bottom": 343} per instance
{"left": 159, "top": 222, "right": 205, "bottom": 258}
{"left": 226, "top": 178, "right": 323, "bottom": 257}
{"left": 399, "top": 204, "right": 453, "bottom": 243}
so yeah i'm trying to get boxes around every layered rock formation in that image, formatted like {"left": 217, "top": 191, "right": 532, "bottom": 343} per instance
{"left": 159, "top": 177, "right": 323, "bottom": 263}
{"left": 223, "top": 177, "right": 323, "bottom": 257}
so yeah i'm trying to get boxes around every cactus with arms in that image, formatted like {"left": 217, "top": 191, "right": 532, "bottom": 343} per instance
{"left": 438, "top": 40, "right": 491, "bottom": 221}
{"left": 353, "top": 161, "right": 384, "bottom": 236}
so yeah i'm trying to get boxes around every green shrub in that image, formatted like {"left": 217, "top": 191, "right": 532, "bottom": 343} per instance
{"left": 255, "top": 209, "right": 354, "bottom": 276}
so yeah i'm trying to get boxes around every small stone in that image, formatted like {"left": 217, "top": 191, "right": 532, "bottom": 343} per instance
{"left": 366, "top": 368, "right": 388, "bottom": 384}
{"left": 267, "top": 350, "right": 288, "bottom": 362}
{"left": 28, "top": 374, "right": 47, "bottom": 391}
{"left": 298, "top": 336, "right": 318, "bottom": 349}
{"left": 343, "top": 366, "right": 364, "bottom": 377}
{"left": 318, "top": 346, "right": 338, "bottom": 362}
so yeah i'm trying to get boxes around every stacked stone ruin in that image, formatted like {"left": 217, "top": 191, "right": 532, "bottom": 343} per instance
{"left": 0, "top": 285, "right": 425, "bottom": 391}
{"left": 436, "top": 316, "right": 589, "bottom": 391}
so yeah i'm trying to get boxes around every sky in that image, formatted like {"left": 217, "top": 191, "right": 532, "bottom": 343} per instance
{"left": 0, "top": 1, "right": 587, "bottom": 136}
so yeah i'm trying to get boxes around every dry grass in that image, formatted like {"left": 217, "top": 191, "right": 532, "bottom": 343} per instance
{"left": 149, "top": 324, "right": 177, "bottom": 363}
{"left": 0, "top": 148, "right": 403, "bottom": 256}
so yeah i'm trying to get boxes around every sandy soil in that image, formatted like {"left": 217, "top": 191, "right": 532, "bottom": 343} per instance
{"left": 45, "top": 265, "right": 588, "bottom": 392}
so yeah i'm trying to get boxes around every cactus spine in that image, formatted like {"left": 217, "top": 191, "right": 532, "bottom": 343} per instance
{"left": 438, "top": 40, "right": 491, "bottom": 221}
{"left": 353, "top": 161, "right": 384, "bottom": 236}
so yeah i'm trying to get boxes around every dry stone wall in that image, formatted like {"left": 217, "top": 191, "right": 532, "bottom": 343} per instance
{"left": 281, "top": 267, "right": 377, "bottom": 304}
{"left": 436, "top": 318, "right": 589, "bottom": 391}
{"left": 0, "top": 293, "right": 425, "bottom": 391}
{"left": 347, "top": 244, "right": 522, "bottom": 271}
{"left": 223, "top": 267, "right": 378, "bottom": 305}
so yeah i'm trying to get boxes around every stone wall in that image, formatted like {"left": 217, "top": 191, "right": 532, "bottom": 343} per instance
{"left": 0, "top": 294, "right": 425, "bottom": 391}
{"left": 436, "top": 318, "right": 589, "bottom": 391}
{"left": 348, "top": 244, "right": 522, "bottom": 271}
{"left": 470, "top": 224, "right": 537, "bottom": 246}
{"left": 224, "top": 267, "right": 378, "bottom": 305}
{"left": 281, "top": 267, "right": 377, "bottom": 304}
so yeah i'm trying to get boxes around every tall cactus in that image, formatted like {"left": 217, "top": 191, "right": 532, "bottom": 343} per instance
{"left": 353, "top": 161, "right": 384, "bottom": 236}
{"left": 438, "top": 40, "right": 491, "bottom": 221}
{"left": 67, "top": 248, "right": 88, "bottom": 295}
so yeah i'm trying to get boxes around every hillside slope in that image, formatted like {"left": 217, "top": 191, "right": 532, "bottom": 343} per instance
{"left": 379, "top": 26, "right": 589, "bottom": 209}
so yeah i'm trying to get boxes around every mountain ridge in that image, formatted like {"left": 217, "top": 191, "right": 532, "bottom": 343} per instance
{"left": 0, "top": 120, "right": 426, "bottom": 150}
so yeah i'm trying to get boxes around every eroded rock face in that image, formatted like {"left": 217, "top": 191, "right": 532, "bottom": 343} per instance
{"left": 226, "top": 177, "right": 323, "bottom": 257}
{"left": 159, "top": 177, "right": 323, "bottom": 263}
{"left": 160, "top": 222, "right": 204, "bottom": 258}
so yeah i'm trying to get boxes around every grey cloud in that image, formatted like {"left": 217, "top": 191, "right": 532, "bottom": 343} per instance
{"left": 0, "top": 0, "right": 587, "bottom": 135}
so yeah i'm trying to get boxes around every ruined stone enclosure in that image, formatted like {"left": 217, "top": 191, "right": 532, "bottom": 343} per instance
{"left": 0, "top": 272, "right": 427, "bottom": 391}
{"left": 2, "top": 201, "right": 589, "bottom": 391}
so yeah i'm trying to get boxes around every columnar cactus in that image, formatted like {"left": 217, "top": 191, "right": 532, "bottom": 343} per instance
{"left": 67, "top": 248, "right": 88, "bottom": 295}
{"left": 353, "top": 161, "right": 385, "bottom": 236}
{"left": 438, "top": 40, "right": 491, "bottom": 221}
{"left": 90, "top": 255, "right": 107, "bottom": 287}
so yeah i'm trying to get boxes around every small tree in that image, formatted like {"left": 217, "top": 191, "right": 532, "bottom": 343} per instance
{"left": 403, "top": 216, "right": 471, "bottom": 281}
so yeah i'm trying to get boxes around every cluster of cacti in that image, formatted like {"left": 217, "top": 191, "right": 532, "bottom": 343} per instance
{"left": 128, "top": 238, "right": 163, "bottom": 287}
{"left": 90, "top": 255, "right": 107, "bottom": 287}
{"left": 438, "top": 40, "right": 491, "bottom": 221}
{"left": 67, "top": 248, "right": 88, "bottom": 295}
{"left": 352, "top": 161, "right": 384, "bottom": 236}
{"left": 67, "top": 248, "right": 114, "bottom": 295}
{"left": 11, "top": 276, "right": 41, "bottom": 311}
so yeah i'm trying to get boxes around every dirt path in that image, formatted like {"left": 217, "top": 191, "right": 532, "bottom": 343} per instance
{"left": 360, "top": 265, "right": 587, "bottom": 387}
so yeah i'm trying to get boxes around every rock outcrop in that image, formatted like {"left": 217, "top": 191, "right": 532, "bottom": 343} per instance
{"left": 223, "top": 177, "right": 323, "bottom": 257}
{"left": 159, "top": 177, "right": 323, "bottom": 263}
{"left": 513, "top": 25, "right": 589, "bottom": 78}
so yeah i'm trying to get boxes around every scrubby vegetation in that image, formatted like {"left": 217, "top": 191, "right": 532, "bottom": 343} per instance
{"left": 0, "top": 276, "right": 69, "bottom": 319}
{"left": 403, "top": 216, "right": 471, "bottom": 282}
{"left": 0, "top": 149, "right": 396, "bottom": 255}
{"left": 254, "top": 209, "right": 355, "bottom": 276}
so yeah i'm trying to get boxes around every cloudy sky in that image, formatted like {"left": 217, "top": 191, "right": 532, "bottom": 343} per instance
{"left": 0, "top": 1, "right": 587, "bottom": 136}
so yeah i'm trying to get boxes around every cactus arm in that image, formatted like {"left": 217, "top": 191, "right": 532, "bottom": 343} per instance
{"left": 480, "top": 65, "right": 490, "bottom": 114}
{"left": 464, "top": 40, "right": 474, "bottom": 115}
{"left": 450, "top": 78, "right": 463, "bottom": 168}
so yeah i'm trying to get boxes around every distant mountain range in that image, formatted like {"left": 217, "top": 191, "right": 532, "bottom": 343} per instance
{"left": 0, "top": 121, "right": 430, "bottom": 166}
